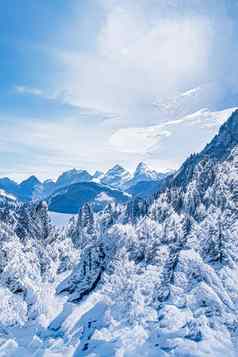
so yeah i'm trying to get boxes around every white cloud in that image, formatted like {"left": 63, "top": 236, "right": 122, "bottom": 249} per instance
{"left": 161, "top": 107, "right": 238, "bottom": 128}
{"left": 109, "top": 107, "right": 237, "bottom": 169}
{"left": 180, "top": 87, "right": 201, "bottom": 97}
{"left": 53, "top": 1, "right": 215, "bottom": 118}
{"left": 110, "top": 127, "right": 171, "bottom": 154}
{"left": 45, "top": 0, "right": 238, "bottom": 126}
{"left": 14, "top": 85, "right": 73, "bottom": 105}
{"left": 0, "top": 114, "right": 146, "bottom": 181}
{"left": 15, "top": 85, "right": 45, "bottom": 97}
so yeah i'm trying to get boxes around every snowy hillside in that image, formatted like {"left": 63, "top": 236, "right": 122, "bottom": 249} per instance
{"left": 0, "top": 110, "right": 238, "bottom": 355}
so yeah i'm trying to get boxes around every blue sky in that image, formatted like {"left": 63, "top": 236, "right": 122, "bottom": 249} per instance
{"left": 1, "top": 0, "right": 238, "bottom": 181}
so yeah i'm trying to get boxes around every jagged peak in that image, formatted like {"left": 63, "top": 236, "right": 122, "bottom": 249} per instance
{"left": 58, "top": 168, "right": 87, "bottom": 177}
{"left": 134, "top": 162, "right": 150, "bottom": 175}
{"left": 20, "top": 175, "right": 41, "bottom": 186}
{"left": 43, "top": 179, "right": 55, "bottom": 184}
{"left": 0, "top": 177, "right": 18, "bottom": 184}
{"left": 56, "top": 168, "right": 92, "bottom": 186}
{"left": 93, "top": 170, "right": 104, "bottom": 178}
{"left": 107, "top": 164, "right": 127, "bottom": 173}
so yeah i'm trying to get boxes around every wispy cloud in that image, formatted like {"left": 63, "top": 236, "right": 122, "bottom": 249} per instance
{"left": 15, "top": 85, "right": 44, "bottom": 97}
{"left": 109, "top": 127, "right": 171, "bottom": 155}
{"left": 14, "top": 84, "right": 70, "bottom": 104}
{"left": 109, "top": 107, "right": 237, "bottom": 171}
{"left": 43, "top": 0, "right": 238, "bottom": 129}
{"left": 0, "top": 113, "right": 145, "bottom": 181}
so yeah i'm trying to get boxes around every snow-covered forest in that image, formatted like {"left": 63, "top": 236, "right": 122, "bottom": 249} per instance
{"left": 0, "top": 110, "right": 237, "bottom": 356}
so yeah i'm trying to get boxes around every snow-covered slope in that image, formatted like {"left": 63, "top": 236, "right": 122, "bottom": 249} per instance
{"left": 0, "top": 199, "right": 80, "bottom": 352}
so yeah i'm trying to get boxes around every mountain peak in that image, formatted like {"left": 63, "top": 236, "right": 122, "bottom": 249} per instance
{"left": 134, "top": 162, "right": 149, "bottom": 175}
{"left": 20, "top": 175, "right": 41, "bottom": 186}
{"left": 43, "top": 179, "right": 55, "bottom": 185}
{"left": 110, "top": 164, "right": 127, "bottom": 172}
{"left": 101, "top": 164, "right": 131, "bottom": 189}
{"left": 93, "top": 170, "right": 104, "bottom": 179}
{"left": 134, "top": 162, "right": 159, "bottom": 180}
{"left": 56, "top": 168, "right": 92, "bottom": 187}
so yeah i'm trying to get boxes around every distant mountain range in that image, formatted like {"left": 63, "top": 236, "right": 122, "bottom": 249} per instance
{"left": 0, "top": 162, "right": 170, "bottom": 213}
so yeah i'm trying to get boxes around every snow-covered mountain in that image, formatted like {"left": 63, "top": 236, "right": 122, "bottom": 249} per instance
{"left": 48, "top": 181, "right": 130, "bottom": 214}
{"left": 0, "top": 175, "right": 43, "bottom": 202}
{"left": 124, "top": 162, "right": 168, "bottom": 189}
{"left": 0, "top": 177, "right": 19, "bottom": 197}
{"left": 47, "top": 162, "right": 168, "bottom": 213}
{"left": 92, "top": 170, "right": 104, "bottom": 182}
{"left": 126, "top": 179, "right": 166, "bottom": 199}
{"left": 0, "top": 176, "right": 53, "bottom": 202}
{"left": 41, "top": 179, "right": 56, "bottom": 198}
{"left": 100, "top": 164, "right": 132, "bottom": 189}
{"left": 134, "top": 161, "right": 162, "bottom": 181}
{"left": 18, "top": 175, "right": 42, "bottom": 201}
{"left": 100, "top": 162, "right": 167, "bottom": 191}
{"left": 0, "top": 164, "right": 165, "bottom": 207}
{"left": 0, "top": 169, "right": 93, "bottom": 203}
{"left": 56, "top": 168, "right": 92, "bottom": 188}
{"left": 0, "top": 109, "right": 238, "bottom": 355}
